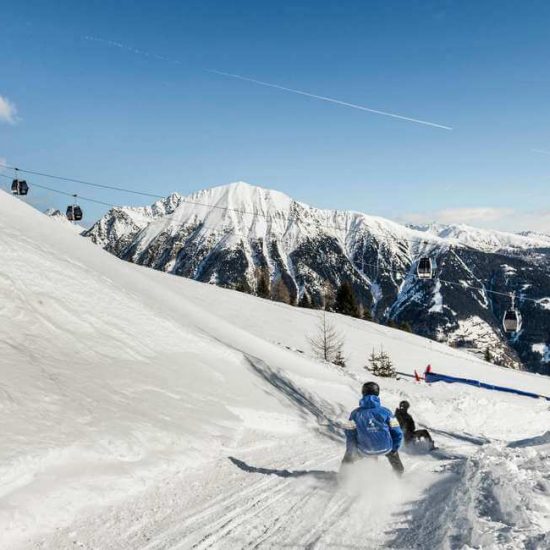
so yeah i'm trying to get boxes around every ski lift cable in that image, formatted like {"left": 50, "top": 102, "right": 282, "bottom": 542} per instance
{"left": 4, "top": 164, "right": 534, "bottom": 261}
{"left": 0, "top": 175, "right": 116, "bottom": 207}
{"left": 437, "top": 277, "right": 531, "bottom": 301}
{"left": 32, "top": 182, "right": 115, "bottom": 207}
{"left": 3, "top": 165, "right": 164, "bottom": 199}
{"left": 0, "top": 164, "right": 507, "bottom": 255}
{"left": 3, "top": 173, "right": 543, "bottom": 306}
{"left": 0, "top": 166, "right": 512, "bottom": 258}
{"left": 447, "top": 246, "right": 492, "bottom": 302}
{"left": 442, "top": 248, "right": 535, "bottom": 303}
{"left": 1, "top": 172, "right": 435, "bottom": 279}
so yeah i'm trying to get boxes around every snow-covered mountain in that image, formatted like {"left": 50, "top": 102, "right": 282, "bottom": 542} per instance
{"left": 409, "top": 222, "right": 550, "bottom": 252}
{"left": 3, "top": 188, "right": 550, "bottom": 548}
{"left": 85, "top": 182, "right": 550, "bottom": 374}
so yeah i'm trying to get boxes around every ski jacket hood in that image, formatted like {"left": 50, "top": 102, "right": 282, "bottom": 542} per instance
{"left": 359, "top": 395, "right": 381, "bottom": 409}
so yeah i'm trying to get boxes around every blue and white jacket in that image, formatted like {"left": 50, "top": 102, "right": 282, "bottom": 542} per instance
{"left": 344, "top": 395, "right": 403, "bottom": 456}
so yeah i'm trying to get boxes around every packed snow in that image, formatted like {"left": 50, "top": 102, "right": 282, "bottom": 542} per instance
{"left": 1, "top": 190, "right": 550, "bottom": 549}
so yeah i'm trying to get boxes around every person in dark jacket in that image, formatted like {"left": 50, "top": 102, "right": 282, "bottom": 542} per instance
{"left": 341, "top": 382, "right": 404, "bottom": 475}
{"left": 395, "top": 401, "right": 435, "bottom": 450}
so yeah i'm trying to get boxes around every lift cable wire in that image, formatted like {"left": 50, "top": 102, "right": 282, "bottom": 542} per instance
{"left": 5, "top": 165, "right": 164, "bottom": 199}
{"left": 3, "top": 163, "right": 523, "bottom": 258}
{"left": 0, "top": 174, "right": 540, "bottom": 303}
{"left": 0, "top": 174, "right": 116, "bottom": 207}
{"left": 0, "top": 165, "right": 538, "bottom": 303}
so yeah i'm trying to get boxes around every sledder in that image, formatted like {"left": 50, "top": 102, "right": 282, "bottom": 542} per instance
{"left": 340, "top": 382, "right": 404, "bottom": 475}
{"left": 395, "top": 400, "right": 436, "bottom": 451}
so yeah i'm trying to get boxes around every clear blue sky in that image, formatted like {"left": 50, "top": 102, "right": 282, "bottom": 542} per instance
{"left": 1, "top": 0, "right": 549, "bottom": 231}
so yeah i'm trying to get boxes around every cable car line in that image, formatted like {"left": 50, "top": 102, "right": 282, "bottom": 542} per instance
{"left": 1, "top": 163, "right": 513, "bottom": 258}
{"left": 2, "top": 169, "right": 541, "bottom": 288}
{"left": 2, "top": 163, "right": 533, "bottom": 261}
{"left": 0, "top": 174, "right": 116, "bottom": 207}
{"left": 3, "top": 165, "right": 164, "bottom": 199}
{"left": 3, "top": 163, "right": 543, "bottom": 329}
{"left": 3, "top": 168, "right": 542, "bottom": 330}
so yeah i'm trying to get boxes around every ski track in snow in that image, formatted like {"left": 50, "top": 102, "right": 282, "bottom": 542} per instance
{"left": 1, "top": 191, "right": 550, "bottom": 550}
{"left": 29, "top": 432, "right": 453, "bottom": 550}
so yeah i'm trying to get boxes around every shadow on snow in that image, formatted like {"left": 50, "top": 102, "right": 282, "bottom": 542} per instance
{"left": 228, "top": 456, "right": 338, "bottom": 482}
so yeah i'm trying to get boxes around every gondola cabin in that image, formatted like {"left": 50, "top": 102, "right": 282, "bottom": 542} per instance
{"left": 503, "top": 309, "right": 522, "bottom": 333}
{"left": 417, "top": 257, "right": 434, "bottom": 280}
{"left": 11, "top": 179, "right": 29, "bottom": 195}
{"left": 66, "top": 205, "right": 83, "bottom": 222}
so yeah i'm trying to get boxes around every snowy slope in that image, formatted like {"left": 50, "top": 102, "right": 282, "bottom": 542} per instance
{"left": 2, "top": 190, "right": 550, "bottom": 549}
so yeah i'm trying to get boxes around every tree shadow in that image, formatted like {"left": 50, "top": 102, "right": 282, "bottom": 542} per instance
{"left": 228, "top": 456, "right": 338, "bottom": 482}
{"left": 245, "top": 356, "right": 346, "bottom": 443}
{"left": 507, "top": 430, "right": 550, "bottom": 448}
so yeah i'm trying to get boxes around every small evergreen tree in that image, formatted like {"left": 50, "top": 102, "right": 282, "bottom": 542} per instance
{"left": 484, "top": 347, "right": 492, "bottom": 363}
{"left": 333, "top": 348, "right": 347, "bottom": 368}
{"left": 334, "top": 281, "right": 360, "bottom": 318}
{"left": 361, "top": 304, "right": 373, "bottom": 321}
{"left": 234, "top": 279, "right": 251, "bottom": 294}
{"left": 255, "top": 267, "right": 270, "bottom": 298}
{"left": 399, "top": 322, "right": 412, "bottom": 333}
{"left": 367, "top": 347, "right": 396, "bottom": 378}
{"left": 299, "top": 290, "right": 313, "bottom": 309}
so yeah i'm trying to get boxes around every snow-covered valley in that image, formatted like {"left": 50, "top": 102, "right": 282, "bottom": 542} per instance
{"left": 1, "top": 190, "right": 549, "bottom": 549}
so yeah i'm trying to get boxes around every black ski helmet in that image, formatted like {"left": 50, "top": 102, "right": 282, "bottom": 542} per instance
{"left": 399, "top": 400, "right": 410, "bottom": 410}
{"left": 362, "top": 381, "right": 380, "bottom": 396}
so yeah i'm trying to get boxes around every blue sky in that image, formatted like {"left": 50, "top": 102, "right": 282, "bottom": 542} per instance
{"left": 1, "top": 0, "right": 549, "bottom": 232}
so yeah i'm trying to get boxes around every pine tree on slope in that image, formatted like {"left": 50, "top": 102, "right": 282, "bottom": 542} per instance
{"left": 334, "top": 281, "right": 360, "bottom": 318}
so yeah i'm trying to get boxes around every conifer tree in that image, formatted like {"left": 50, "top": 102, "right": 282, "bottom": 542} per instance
{"left": 255, "top": 267, "right": 270, "bottom": 298}
{"left": 234, "top": 279, "right": 251, "bottom": 294}
{"left": 361, "top": 304, "right": 373, "bottom": 321}
{"left": 334, "top": 281, "right": 360, "bottom": 318}
{"left": 333, "top": 348, "right": 347, "bottom": 368}
{"left": 366, "top": 347, "right": 396, "bottom": 378}
{"left": 299, "top": 291, "right": 313, "bottom": 309}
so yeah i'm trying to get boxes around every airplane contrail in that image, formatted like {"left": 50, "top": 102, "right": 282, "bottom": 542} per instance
{"left": 83, "top": 35, "right": 182, "bottom": 65}
{"left": 208, "top": 70, "right": 453, "bottom": 130}
{"left": 532, "top": 149, "right": 550, "bottom": 156}
{"left": 82, "top": 35, "right": 452, "bottom": 130}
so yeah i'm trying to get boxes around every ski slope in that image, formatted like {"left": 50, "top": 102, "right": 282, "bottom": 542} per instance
{"left": 1, "top": 190, "right": 549, "bottom": 549}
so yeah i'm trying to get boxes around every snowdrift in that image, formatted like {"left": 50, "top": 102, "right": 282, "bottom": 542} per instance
{"left": 1, "top": 190, "right": 549, "bottom": 549}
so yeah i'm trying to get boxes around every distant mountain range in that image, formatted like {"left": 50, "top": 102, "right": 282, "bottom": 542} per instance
{"left": 84, "top": 182, "right": 550, "bottom": 374}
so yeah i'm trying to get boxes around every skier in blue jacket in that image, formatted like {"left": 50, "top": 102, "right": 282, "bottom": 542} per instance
{"left": 341, "top": 381, "right": 404, "bottom": 475}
